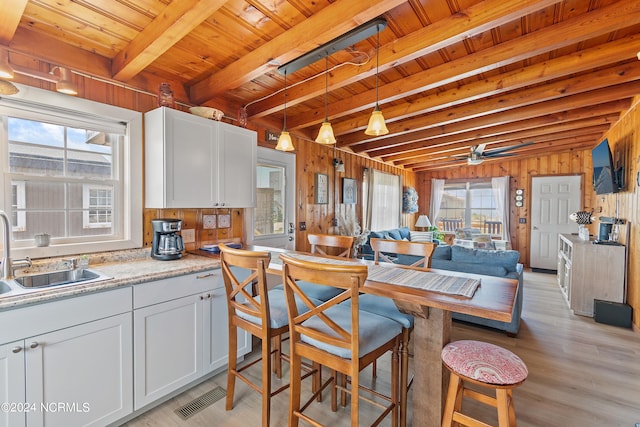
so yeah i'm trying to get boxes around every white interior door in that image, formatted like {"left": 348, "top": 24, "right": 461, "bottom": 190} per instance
{"left": 244, "top": 147, "right": 296, "bottom": 250}
{"left": 530, "top": 175, "right": 581, "bottom": 270}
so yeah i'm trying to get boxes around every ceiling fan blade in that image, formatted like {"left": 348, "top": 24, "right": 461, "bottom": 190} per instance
{"left": 483, "top": 141, "right": 534, "bottom": 157}
{"left": 471, "top": 143, "right": 487, "bottom": 155}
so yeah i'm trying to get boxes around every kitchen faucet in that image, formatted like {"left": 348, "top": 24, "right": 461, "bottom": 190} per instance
{"left": 0, "top": 210, "right": 32, "bottom": 280}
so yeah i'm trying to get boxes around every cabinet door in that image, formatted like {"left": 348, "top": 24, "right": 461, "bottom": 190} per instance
{"left": 133, "top": 294, "right": 203, "bottom": 410}
{"left": 217, "top": 122, "right": 256, "bottom": 207}
{"left": 24, "top": 313, "right": 133, "bottom": 427}
{"left": 165, "top": 110, "right": 217, "bottom": 207}
{"left": 202, "top": 288, "right": 251, "bottom": 374}
{"left": 0, "top": 341, "right": 26, "bottom": 427}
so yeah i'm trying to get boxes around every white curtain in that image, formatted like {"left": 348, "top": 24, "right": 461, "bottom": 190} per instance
{"left": 430, "top": 179, "right": 445, "bottom": 228}
{"left": 363, "top": 168, "right": 374, "bottom": 231}
{"left": 363, "top": 168, "right": 401, "bottom": 231}
{"left": 491, "top": 176, "right": 510, "bottom": 241}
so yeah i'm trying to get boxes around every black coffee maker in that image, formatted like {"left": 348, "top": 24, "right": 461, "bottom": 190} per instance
{"left": 151, "top": 219, "right": 184, "bottom": 260}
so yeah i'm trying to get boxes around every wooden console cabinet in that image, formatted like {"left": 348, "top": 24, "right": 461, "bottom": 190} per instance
{"left": 557, "top": 234, "right": 625, "bottom": 317}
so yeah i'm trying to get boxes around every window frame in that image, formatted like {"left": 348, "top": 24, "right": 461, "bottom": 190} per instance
{"left": 438, "top": 179, "right": 499, "bottom": 231}
{"left": 0, "top": 83, "right": 143, "bottom": 259}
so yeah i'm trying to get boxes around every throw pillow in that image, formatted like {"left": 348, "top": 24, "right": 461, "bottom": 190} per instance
{"left": 410, "top": 231, "right": 433, "bottom": 242}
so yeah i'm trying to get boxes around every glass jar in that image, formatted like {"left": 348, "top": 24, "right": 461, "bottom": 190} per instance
{"left": 157, "top": 83, "right": 175, "bottom": 108}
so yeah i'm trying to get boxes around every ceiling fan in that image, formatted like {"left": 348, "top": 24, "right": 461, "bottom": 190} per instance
{"left": 461, "top": 142, "right": 534, "bottom": 165}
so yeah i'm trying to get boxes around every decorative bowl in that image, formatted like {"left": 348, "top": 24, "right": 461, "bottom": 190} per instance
{"left": 189, "top": 106, "right": 224, "bottom": 121}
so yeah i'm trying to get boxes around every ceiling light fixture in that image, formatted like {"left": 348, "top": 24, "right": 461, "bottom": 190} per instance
{"left": 277, "top": 18, "right": 386, "bottom": 76}
{"left": 50, "top": 66, "right": 78, "bottom": 95}
{"left": 0, "top": 48, "right": 14, "bottom": 79}
{"left": 275, "top": 72, "right": 294, "bottom": 151}
{"left": 315, "top": 56, "right": 336, "bottom": 145}
{"left": 365, "top": 25, "right": 389, "bottom": 136}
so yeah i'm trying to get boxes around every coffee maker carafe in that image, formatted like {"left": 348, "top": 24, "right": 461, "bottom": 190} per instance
{"left": 151, "top": 219, "right": 184, "bottom": 260}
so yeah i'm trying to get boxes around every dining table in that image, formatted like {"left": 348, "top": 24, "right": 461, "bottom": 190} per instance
{"left": 196, "top": 244, "right": 518, "bottom": 427}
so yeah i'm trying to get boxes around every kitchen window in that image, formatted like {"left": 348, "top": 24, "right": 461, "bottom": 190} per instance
{"left": 0, "top": 85, "right": 142, "bottom": 258}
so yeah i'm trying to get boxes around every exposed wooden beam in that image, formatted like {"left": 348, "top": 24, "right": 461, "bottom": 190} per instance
{"left": 327, "top": 0, "right": 640, "bottom": 137}
{"left": 379, "top": 116, "right": 620, "bottom": 162}
{"left": 112, "top": 0, "right": 227, "bottom": 81}
{"left": 246, "top": 0, "right": 560, "bottom": 118}
{"left": 349, "top": 100, "right": 631, "bottom": 154}
{"left": 0, "top": 0, "right": 27, "bottom": 45}
{"left": 338, "top": 75, "right": 640, "bottom": 150}
{"left": 189, "top": 0, "right": 406, "bottom": 105}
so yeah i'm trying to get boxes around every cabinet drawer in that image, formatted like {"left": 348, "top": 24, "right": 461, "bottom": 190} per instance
{"left": 133, "top": 270, "right": 220, "bottom": 309}
{"left": 0, "top": 287, "right": 132, "bottom": 345}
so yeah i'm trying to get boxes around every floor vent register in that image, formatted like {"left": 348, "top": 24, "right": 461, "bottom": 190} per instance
{"left": 174, "top": 386, "right": 226, "bottom": 420}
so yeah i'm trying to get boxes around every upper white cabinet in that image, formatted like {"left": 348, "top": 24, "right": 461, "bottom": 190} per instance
{"left": 145, "top": 107, "right": 257, "bottom": 208}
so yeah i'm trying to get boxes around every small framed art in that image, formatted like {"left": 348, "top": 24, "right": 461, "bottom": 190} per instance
{"left": 342, "top": 178, "right": 357, "bottom": 204}
{"left": 314, "top": 173, "right": 328, "bottom": 204}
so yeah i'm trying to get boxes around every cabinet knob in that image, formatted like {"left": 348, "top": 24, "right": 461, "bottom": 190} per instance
{"left": 29, "top": 342, "right": 39, "bottom": 349}
{"left": 12, "top": 346, "right": 22, "bottom": 353}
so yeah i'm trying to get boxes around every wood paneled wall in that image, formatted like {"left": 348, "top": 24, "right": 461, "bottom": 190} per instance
{"left": 262, "top": 135, "right": 417, "bottom": 254}
{"left": 592, "top": 97, "right": 640, "bottom": 330}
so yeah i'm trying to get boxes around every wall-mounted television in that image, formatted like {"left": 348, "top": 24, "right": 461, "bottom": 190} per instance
{"left": 591, "top": 138, "right": 623, "bottom": 194}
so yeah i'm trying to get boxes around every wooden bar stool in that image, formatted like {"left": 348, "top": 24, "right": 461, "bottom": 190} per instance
{"left": 441, "top": 340, "right": 528, "bottom": 427}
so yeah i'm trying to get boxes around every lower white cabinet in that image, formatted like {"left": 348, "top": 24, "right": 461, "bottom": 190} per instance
{"left": 133, "top": 270, "right": 250, "bottom": 410}
{"left": 0, "top": 288, "right": 133, "bottom": 427}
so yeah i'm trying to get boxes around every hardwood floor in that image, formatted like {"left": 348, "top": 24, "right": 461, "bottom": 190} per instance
{"left": 123, "top": 270, "right": 640, "bottom": 426}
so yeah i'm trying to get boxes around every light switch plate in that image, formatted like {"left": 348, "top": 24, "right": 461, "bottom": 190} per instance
{"left": 182, "top": 228, "right": 195, "bottom": 243}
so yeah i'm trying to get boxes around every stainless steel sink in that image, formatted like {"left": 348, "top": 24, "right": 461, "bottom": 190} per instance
{"left": 0, "top": 280, "right": 12, "bottom": 294}
{"left": 14, "top": 268, "right": 112, "bottom": 289}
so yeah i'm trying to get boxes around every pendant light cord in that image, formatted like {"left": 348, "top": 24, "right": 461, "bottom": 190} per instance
{"left": 283, "top": 72, "right": 287, "bottom": 130}
{"left": 375, "top": 30, "right": 380, "bottom": 107}
{"left": 324, "top": 56, "right": 329, "bottom": 121}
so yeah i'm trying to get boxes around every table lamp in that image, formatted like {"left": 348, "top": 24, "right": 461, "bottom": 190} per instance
{"left": 415, "top": 215, "right": 432, "bottom": 230}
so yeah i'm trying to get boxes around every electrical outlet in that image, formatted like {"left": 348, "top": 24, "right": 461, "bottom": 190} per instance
{"left": 519, "top": 218, "right": 526, "bottom": 224}
{"left": 181, "top": 228, "right": 195, "bottom": 243}
{"left": 299, "top": 222, "right": 306, "bottom": 231}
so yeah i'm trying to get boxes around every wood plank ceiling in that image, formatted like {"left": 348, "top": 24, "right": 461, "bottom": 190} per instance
{"left": 1, "top": 0, "right": 640, "bottom": 171}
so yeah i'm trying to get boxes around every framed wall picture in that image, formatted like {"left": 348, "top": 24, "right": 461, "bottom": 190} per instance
{"left": 314, "top": 173, "right": 328, "bottom": 204}
{"left": 342, "top": 178, "right": 357, "bottom": 204}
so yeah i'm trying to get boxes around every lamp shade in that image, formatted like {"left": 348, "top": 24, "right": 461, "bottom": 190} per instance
{"left": 415, "top": 215, "right": 432, "bottom": 228}
{"left": 275, "top": 131, "right": 295, "bottom": 151}
{"left": 315, "top": 120, "right": 336, "bottom": 144}
{"left": 365, "top": 106, "right": 389, "bottom": 136}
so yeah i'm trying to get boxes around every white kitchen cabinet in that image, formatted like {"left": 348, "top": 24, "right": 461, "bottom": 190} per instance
{"left": 557, "top": 234, "right": 626, "bottom": 316}
{"left": 133, "top": 270, "right": 250, "bottom": 410}
{"left": 0, "top": 287, "right": 133, "bottom": 427}
{"left": 144, "top": 106, "right": 256, "bottom": 208}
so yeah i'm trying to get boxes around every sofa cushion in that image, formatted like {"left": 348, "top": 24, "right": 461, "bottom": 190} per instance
{"left": 432, "top": 245, "right": 451, "bottom": 260}
{"left": 398, "top": 227, "right": 411, "bottom": 240}
{"left": 410, "top": 231, "right": 433, "bottom": 242}
{"left": 386, "top": 229, "right": 402, "bottom": 240}
{"left": 451, "top": 245, "right": 520, "bottom": 272}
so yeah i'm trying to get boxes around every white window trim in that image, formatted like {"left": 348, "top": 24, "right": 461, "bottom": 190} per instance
{"left": 0, "top": 83, "right": 142, "bottom": 259}
{"left": 11, "top": 181, "right": 25, "bottom": 232}
{"left": 82, "top": 184, "right": 112, "bottom": 229}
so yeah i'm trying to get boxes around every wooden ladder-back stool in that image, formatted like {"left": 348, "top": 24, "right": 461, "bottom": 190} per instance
{"left": 441, "top": 340, "right": 528, "bottom": 427}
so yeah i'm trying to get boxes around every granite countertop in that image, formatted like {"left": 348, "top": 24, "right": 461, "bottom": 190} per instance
{"left": 0, "top": 249, "right": 222, "bottom": 311}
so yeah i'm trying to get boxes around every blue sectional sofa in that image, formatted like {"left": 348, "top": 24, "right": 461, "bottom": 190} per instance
{"left": 361, "top": 227, "right": 523, "bottom": 336}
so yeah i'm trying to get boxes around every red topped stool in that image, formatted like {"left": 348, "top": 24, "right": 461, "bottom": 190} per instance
{"left": 441, "top": 340, "right": 528, "bottom": 427}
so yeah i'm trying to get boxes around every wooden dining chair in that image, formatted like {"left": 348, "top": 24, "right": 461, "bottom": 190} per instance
{"left": 308, "top": 233, "right": 355, "bottom": 258}
{"left": 220, "top": 243, "right": 319, "bottom": 427}
{"left": 285, "top": 233, "right": 356, "bottom": 303}
{"left": 280, "top": 253, "right": 402, "bottom": 427}
{"left": 441, "top": 218, "right": 464, "bottom": 232}
{"left": 364, "top": 238, "right": 437, "bottom": 427}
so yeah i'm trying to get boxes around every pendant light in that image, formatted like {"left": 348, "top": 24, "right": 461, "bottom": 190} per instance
{"left": 365, "top": 28, "right": 389, "bottom": 136}
{"left": 0, "top": 48, "right": 14, "bottom": 79}
{"left": 275, "top": 71, "right": 294, "bottom": 151}
{"left": 315, "top": 56, "right": 336, "bottom": 145}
